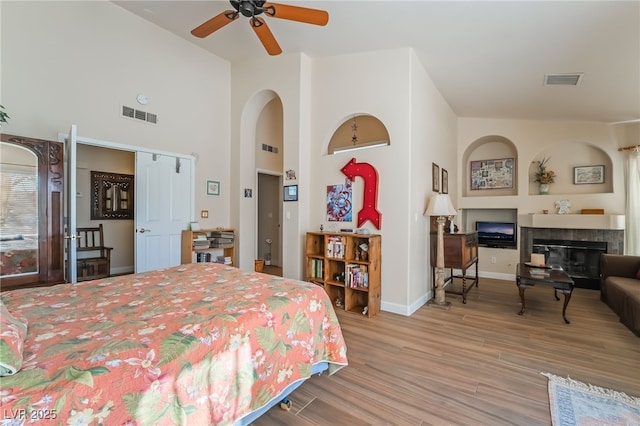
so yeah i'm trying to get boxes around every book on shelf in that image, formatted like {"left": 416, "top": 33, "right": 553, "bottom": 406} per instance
{"left": 345, "top": 263, "right": 369, "bottom": 288}
{"left": 310, "top": 259, "right": 324, "bottom": 279}
{"left": 326, "top": 236, "right": 345, "bottom": 258}
{"left": 210, "top": 230, "right": 234, "bottom": 239}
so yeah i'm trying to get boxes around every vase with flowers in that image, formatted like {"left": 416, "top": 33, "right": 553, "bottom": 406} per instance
{"left": 535, "top": 157, "right": 556, "bottom": 194}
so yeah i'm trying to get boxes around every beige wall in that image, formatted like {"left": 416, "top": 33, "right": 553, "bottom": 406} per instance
{"left": 457, "top": 118, "right": 627, "bottom": 278}
{"left": 1, "top": 1, "right": 232, "bottom": 231}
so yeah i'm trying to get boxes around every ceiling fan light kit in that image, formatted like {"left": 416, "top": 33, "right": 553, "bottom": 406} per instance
{"left": 191, "top": 0, "right": 329, "bottom": 56}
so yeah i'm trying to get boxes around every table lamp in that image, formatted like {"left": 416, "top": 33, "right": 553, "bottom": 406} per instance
{"left": 425, "top": 193, "right": 458, "bottom": 306}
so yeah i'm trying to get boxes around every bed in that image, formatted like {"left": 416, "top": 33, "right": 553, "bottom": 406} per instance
{"left": 0, "top": 262, "right": 348, "bottom": 425}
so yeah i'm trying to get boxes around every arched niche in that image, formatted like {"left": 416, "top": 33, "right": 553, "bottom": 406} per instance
{"left": 528, "top": 141, "right": 614, "bottom": 195}
{"left": 462, "top": 135, "right": 518, "bottom": 197}
{"left": 327, "top": 114, "right": 390, "bottom": 155}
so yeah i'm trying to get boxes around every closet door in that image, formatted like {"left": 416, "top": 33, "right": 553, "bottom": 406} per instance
{"left": 135, "top": 152, "right": 192, "bottom": 273}
{"left": 64, "top": 125, "right": 78, "bottom": 283}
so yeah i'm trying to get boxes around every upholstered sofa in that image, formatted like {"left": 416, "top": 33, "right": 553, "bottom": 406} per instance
{"left": 600, "top": 254, "right": 640, "bottom": 336}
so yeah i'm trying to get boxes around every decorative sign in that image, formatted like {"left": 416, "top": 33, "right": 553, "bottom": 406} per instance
{"left": 340, "top": 158, "right": 381, "bottom": 229}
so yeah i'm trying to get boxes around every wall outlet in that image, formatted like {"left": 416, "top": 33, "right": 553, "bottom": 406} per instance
{"left": 491, "top": 256, "right": 497, "bottom": 264}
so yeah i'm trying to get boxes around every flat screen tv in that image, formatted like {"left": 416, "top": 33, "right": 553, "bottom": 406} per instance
{"left": 476, "top": 221, "right": 517, "bottom": 248}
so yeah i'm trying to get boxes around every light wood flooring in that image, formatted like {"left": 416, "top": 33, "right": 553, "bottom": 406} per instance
{"left": 254, "top": 277, "right": 640, "bottom": 425}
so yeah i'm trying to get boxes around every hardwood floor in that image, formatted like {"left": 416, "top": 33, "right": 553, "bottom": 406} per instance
{"left": 254, "top": 277, "right": 640, "bottom": 425}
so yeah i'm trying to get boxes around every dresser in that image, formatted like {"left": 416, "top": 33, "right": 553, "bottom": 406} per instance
{"left": 430, "top": 231, "right": 479, "bottom": 303}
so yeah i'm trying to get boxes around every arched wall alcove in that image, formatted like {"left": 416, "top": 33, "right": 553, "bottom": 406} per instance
{"left": 326, "top": 113, "right": 390, "bottom": 155}
{"left": 237, "top": 89, "right": 281, "bottom": 270}
{"left": 527, "top": 141, "right": 614, "bottom": 195}
{"left": 462, "top": 135, "right": 518, "bottom": 197}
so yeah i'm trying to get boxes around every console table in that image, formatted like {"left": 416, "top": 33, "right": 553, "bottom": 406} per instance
{"left": 430, "top": 231, "right": 479, "bottom": 303}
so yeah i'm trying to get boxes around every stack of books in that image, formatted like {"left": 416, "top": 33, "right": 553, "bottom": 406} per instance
{"left": 210, "top": 230, "right": 234, "bottom": 248}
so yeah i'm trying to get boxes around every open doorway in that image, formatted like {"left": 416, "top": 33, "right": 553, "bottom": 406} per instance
{"left": 257, "top": 172, "right": 282, "bottom": 276}
{"left": 76, "top": 144, "right": 135, "bottom": 276}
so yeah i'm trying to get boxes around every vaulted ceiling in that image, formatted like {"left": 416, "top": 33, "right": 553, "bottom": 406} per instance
{"left": 114, "top": 1, "right": 640, "bottom": 124}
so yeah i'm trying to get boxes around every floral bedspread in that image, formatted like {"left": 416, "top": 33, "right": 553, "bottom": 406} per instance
{"left": 0, "top": 263, "right": 348, "bottom": 425}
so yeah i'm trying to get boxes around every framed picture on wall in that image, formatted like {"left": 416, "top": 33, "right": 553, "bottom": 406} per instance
{"left": 442, "top": 168, "right": 449, "bottom": 194}
{"left": 91, "top": 171, "right": 134, "bottom": 220}
{"left": 284, "top": 185, "right": 298, "bottom": 202}
{"left": 207, "top": 180, "right": 220, "bottom": 196}
{"left": 470, "top": 158, "right": 513, "bottom": 190}
{"left": 573, "top": 165, "right": 604, "bottom": 184}
{"left": 432, "top": 163, "right": 440, "bottom": 192}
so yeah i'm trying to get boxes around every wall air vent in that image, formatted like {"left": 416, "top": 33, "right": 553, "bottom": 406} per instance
{"left": 544, "top": 73, "right": 584, "bottom": 86}
{"left": 121, "top": 105, "right": 158, "bottom": 125}
{"left": 261, "top": 143, "right": 279, "bottom": 154}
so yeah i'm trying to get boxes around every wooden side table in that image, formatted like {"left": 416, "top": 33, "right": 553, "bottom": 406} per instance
{"left": 431, "top": 231, "right": 479, "bottom": 303}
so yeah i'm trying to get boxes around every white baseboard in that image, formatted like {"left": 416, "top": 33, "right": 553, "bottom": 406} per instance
{"left": 381, "top": 291, "right": 432, "bottom": 317}
{"left": 111, "top": 266, "right": 134, "bottom": 275}
{"left": 478, "top": 271, "right": 515, "bottom": 281}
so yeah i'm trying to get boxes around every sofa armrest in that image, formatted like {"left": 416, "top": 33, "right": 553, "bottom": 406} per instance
{"left": 601, "top": 254, "right": 640, "bottom": 281}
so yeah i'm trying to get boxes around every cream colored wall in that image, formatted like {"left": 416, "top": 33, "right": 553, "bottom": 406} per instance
{"left": 408, "top": 50, "right": 458, "bottom": 312}
{"left": 1, "top": 1, "right": 231, "bottom": 230}
{"left": 77, "top": 145, "right": 135, "bottom": 274}
{"left": 230, "top": 57, "right": 310, "bottom": 276}
{"left": 255, "top": 98, "right": 283, "bottom": 173}
{"left": 458, "top": 118, "right": 627, "bottom": 278}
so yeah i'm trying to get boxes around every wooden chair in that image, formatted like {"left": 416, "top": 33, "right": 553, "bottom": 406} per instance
{"left": 76, "top": 224, "right": 113, "bottom": 281}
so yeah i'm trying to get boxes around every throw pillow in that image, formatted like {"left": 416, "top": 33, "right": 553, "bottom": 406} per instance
{"left": 0, "top": 300, "right": 28, "bottom": 376}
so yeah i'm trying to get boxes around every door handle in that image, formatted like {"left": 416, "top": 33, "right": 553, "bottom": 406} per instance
{"left": 64, "top": 234, "right": 83, "bottom": 240}
{"left": 138, "top": 228, "right": 151, "bottom": 233}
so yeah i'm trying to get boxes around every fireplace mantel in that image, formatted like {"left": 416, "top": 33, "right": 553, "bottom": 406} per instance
{"left": 518, "top": 214, "right": 625, "bottom": 230}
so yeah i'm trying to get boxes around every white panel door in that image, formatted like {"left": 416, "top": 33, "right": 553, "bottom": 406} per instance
{"left": 64, "top": 125, "right": 78, "bottom": 283}
{"left": 135, "top": 152, "right": 192, "bottom": 272}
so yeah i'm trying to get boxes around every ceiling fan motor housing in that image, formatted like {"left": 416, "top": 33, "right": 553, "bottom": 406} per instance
{"left": 231, "top": 0, "right": 268, "bottom": 18}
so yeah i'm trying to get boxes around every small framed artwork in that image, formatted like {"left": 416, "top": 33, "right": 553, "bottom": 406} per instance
{"left": 442, "top": 168, "right": 449, "bottom": 194}
{"left": 207, "top": 180, "right": 220, "bottom": 196}
{"left": 432, "top": 163, "right": 440, "bottom": 193}
{"left": 573, "top": 165, "right": 604, "bottom": 184}
{"left": 284, "top": 185, "right": 298, "bottom": 202}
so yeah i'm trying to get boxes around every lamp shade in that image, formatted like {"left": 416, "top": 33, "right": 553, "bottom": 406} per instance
{"left": 425, "top": 193, "right": 457, "bottom": 217}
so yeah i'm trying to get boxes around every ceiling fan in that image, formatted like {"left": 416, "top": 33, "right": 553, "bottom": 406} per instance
{"left": 191, "top": 1, "right": 329, "bottom": 56}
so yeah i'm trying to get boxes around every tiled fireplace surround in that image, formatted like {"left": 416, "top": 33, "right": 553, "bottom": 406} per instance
{"left": 520, "top": 223, "right": 624, "bottom": 289}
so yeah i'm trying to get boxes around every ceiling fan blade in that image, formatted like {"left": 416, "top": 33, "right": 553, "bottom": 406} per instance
{"left": 251, "top": 17, "right": 282, "bottom": 56}
{"left": 191, "top": 10, "right": 238, "bottom": 38}
{"left": 264, "top": 2, "right": 329, "bottom": 26}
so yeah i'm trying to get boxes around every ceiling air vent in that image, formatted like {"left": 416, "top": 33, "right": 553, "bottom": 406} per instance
{"left": 121, "top": 106, "right": 158, "bottom": 125}
{"left": 544, "top": 73, "right": 584, "bottom": 86}
{"left": 122, "top": 106, "right": 135, "bottom": 118}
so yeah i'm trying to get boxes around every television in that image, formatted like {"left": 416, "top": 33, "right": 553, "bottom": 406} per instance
{"left": 475, "top": 221, "right": 517, "bottom": 248}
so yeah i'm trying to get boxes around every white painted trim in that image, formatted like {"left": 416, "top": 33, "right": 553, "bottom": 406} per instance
{"left": 479, "top": 271, "right": 515, "bottom": 281}
{"left": 57, "top": 132, "right": 196, "bottom": 161}
{"left": 381, "top": 291, "right": 431, "bottom": 317}
{"left": 111, "top": 266, "right": 134, "bottom": 275}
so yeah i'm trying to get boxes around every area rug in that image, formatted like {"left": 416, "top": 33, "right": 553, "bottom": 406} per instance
{"left": 542, "top": 372, "right": 640, "bottom": 426}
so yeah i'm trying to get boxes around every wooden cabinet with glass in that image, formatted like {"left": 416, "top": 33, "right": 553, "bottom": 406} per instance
{"left": 305, "top": 232, "right": 381, "bottom": 317}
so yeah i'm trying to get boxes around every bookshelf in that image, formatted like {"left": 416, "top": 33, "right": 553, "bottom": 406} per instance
{"left": 305, "top": 232, "right": 381, "bottom": 317}
{"left": 181, "top": 228, "right": 235, "bottom": 266}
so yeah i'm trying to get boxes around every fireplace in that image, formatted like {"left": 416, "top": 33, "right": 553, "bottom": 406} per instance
{"left": 520, "top": 225, "right": 624, "bottom": 290}
{"left": 532, "top": 239, "right": 607, "bottom": 289}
